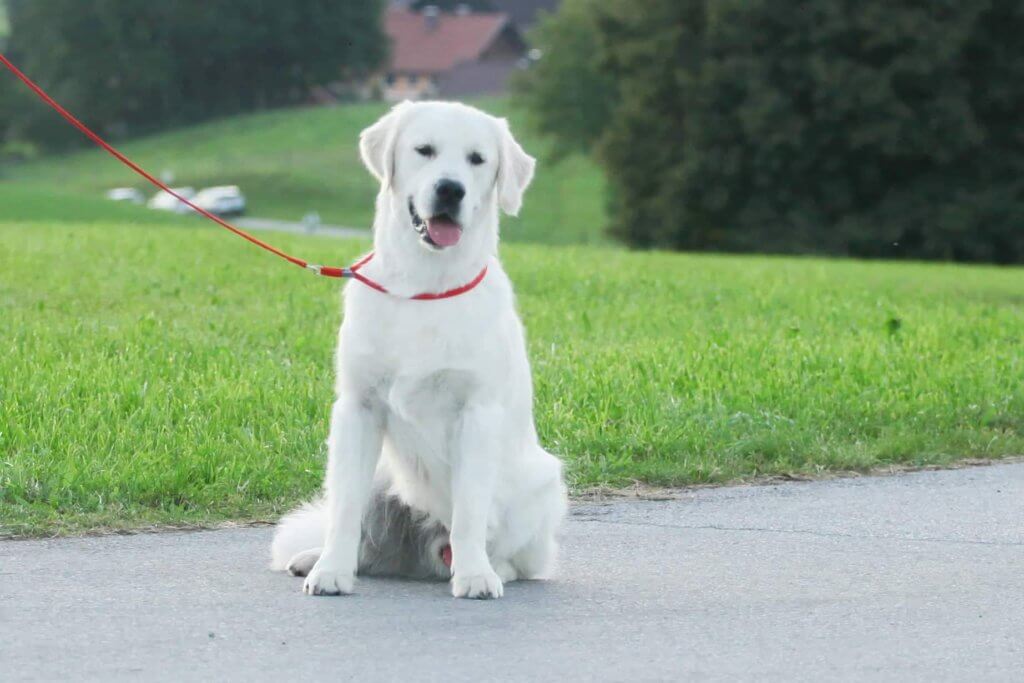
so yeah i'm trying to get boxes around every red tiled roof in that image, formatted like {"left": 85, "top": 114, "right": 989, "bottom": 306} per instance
{"left": 386, "top": 8, "right": 512, "bottom": 75}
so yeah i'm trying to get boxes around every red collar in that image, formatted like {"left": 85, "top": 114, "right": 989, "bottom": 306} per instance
{"left": 312, "top": 252, "right": 488, "bottom": 301}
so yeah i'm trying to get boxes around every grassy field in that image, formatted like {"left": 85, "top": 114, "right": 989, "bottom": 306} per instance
{"left": 1, "top": 98, "right": 608, "bottom": 245}
{"left": 2, "top": 217, "right": 1022, "bottom": 537}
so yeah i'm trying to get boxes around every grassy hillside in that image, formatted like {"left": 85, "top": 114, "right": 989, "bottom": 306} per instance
{"left": 3, "top": 219, "right": 1022, "bottom": 536}
{"left": 1, "top": 99, "right": 608, "bottom": 245}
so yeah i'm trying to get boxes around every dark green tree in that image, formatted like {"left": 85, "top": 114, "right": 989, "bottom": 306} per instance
{"left": 512, "top": 0, "right": 617, "bottom": 159}
{"left": 1, "top": 0, "right": 386, "bottom": 150}
{"left": 520, "top": 0, "right": 1024, "bottom": 263}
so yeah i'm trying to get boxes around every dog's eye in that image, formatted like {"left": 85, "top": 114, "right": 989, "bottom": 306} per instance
{"left": 468, "top": 152, "right": 485, "bottom": 166}
{"left": 415, "top": 144, "right": 436, "bottom": 158}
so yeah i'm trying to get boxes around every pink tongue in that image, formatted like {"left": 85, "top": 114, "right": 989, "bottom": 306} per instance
{"left": 426, "top": 218, "right": 462, "bottom": 247}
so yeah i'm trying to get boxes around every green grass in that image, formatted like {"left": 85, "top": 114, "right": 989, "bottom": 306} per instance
{"left": 2, "top": 217, "right": 1022, "bottom": 537}
{"left": 1, "top": 98, "right": 608, "bottom": 245}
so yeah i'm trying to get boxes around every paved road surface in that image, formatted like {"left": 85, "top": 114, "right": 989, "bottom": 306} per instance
{"left": 3, "top": 463, "right": 1023, "bottom": 682}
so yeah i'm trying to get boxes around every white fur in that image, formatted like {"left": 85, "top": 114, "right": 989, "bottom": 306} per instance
{"left": 270, "top": 101, "right": 567, "bottom": 599}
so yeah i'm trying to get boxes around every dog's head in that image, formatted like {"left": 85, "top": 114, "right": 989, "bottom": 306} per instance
{"left": 359, "top": 101, "right": 535, "bottom": 253}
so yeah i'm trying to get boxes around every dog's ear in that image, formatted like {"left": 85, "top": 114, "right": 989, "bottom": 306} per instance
{"left": 359, "top": 101, "right": 410, "bottom": 188}
{"left": 496, "top": 118, "right": 536, "bottom": 216}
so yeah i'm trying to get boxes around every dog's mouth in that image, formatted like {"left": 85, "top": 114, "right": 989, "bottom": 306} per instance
{"left": 409, "top": 198, "right": 462, "bottom": 249}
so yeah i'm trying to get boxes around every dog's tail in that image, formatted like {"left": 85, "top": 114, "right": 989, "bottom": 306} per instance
{"left": 269, "top": 499, "right": 327, "bottom": 571}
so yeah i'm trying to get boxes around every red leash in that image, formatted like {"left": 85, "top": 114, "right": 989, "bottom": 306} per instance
{"left": 0, "top": 52, "right": 487, "bottom": 300}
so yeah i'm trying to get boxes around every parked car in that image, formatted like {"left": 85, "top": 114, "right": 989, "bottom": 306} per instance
{"left": 105, "top": 187, "right": 145, "bottom": 204}
{"left": 192, "top": 185, "right": 246, "bottom": 217}
{"left": 147, "top": 187, "right": 196, "bottom": 214}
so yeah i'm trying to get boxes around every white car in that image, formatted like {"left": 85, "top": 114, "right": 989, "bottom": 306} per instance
{"left": 147, "top": 187, "right": 197, "bottom": 214}
{"left": 192, "top": 185, "right": 246, "bottom": 217}
{"left": 105, "top": 187, "right": 145, "bottom": 204}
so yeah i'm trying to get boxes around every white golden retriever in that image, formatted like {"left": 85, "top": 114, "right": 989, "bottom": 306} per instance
{"left": 270, "top": 101, "right": 567, "bottom": 599}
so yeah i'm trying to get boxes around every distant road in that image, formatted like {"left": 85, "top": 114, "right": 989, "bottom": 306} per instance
{"left": 234, "top": 216, "right": 370, "bottom": 240}
{"left": 4, "top": 462, "right": 1024, "bottom": 681}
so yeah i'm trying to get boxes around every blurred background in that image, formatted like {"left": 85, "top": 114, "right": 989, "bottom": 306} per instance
{"left": 1, "top": 0, "right": 1022, "bottom": 261}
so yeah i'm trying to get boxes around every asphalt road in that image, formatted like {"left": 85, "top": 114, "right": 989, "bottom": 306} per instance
{"left": 3, "top": 463, "right": 1023, "bottom": 682}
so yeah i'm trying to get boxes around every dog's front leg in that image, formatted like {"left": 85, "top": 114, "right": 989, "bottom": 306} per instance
{"left": 303, "top": 396, "right": 382, "bottom": 596}
{"left": 450, "top": 402, "right": 503, "bottom": 599}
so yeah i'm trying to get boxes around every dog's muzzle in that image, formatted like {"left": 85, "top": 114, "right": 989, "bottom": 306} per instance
{"left": 409, "top": 197, "right": 463, "bottom": 249}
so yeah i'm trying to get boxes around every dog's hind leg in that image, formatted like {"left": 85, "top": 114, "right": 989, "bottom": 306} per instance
{"left": 270, "top": 499, "right": 327, "bottom": 572}
{"left": 285, "top": 547, "right": 322, "bottom": 577}
{"left": 510, "top": 533, "right": 557, "bottom": 580}
{"left": 492, "top": 559, "right": 519, "bottom": 583}
{"left": 509, "top": 474, "right": 566, "bottom": 580}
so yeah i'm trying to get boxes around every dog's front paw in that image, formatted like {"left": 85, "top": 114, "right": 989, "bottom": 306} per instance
{"left": 452, "top": 569, "right": 504, "bottom": 599}
{"left": 303, "top": 563, "right": 355, "bottom": 596}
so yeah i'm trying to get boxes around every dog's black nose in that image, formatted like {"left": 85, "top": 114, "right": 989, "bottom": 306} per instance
{"left": 435, "top": 179, "right": 465, "bottom": 206}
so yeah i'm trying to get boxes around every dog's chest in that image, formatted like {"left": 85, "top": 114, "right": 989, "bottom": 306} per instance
{"left": 377, "top": 364, "right": 484, "bottom": 521}
{"left": 385, "top": 368, "right": 473, "bottom": 424}
{"left": 343, "top": 298, "right": 507, "bottom": 481}
{"left": 345, "top": 295, "right": 506, "bottom": 387}
{"left": 340, "top": 277, "right": 515, "bottom": 443}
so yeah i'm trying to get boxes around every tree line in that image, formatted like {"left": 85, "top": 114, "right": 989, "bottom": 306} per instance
{"left": 0, "top": 0, "right": 385, "bottom": 154}
{"left": 517, "top": 0, "right": 1024, "bottom": 264}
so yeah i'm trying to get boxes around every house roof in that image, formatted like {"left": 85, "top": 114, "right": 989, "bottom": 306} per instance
{"left": 386, "top": 8, "right": 515, "bottom": 74}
